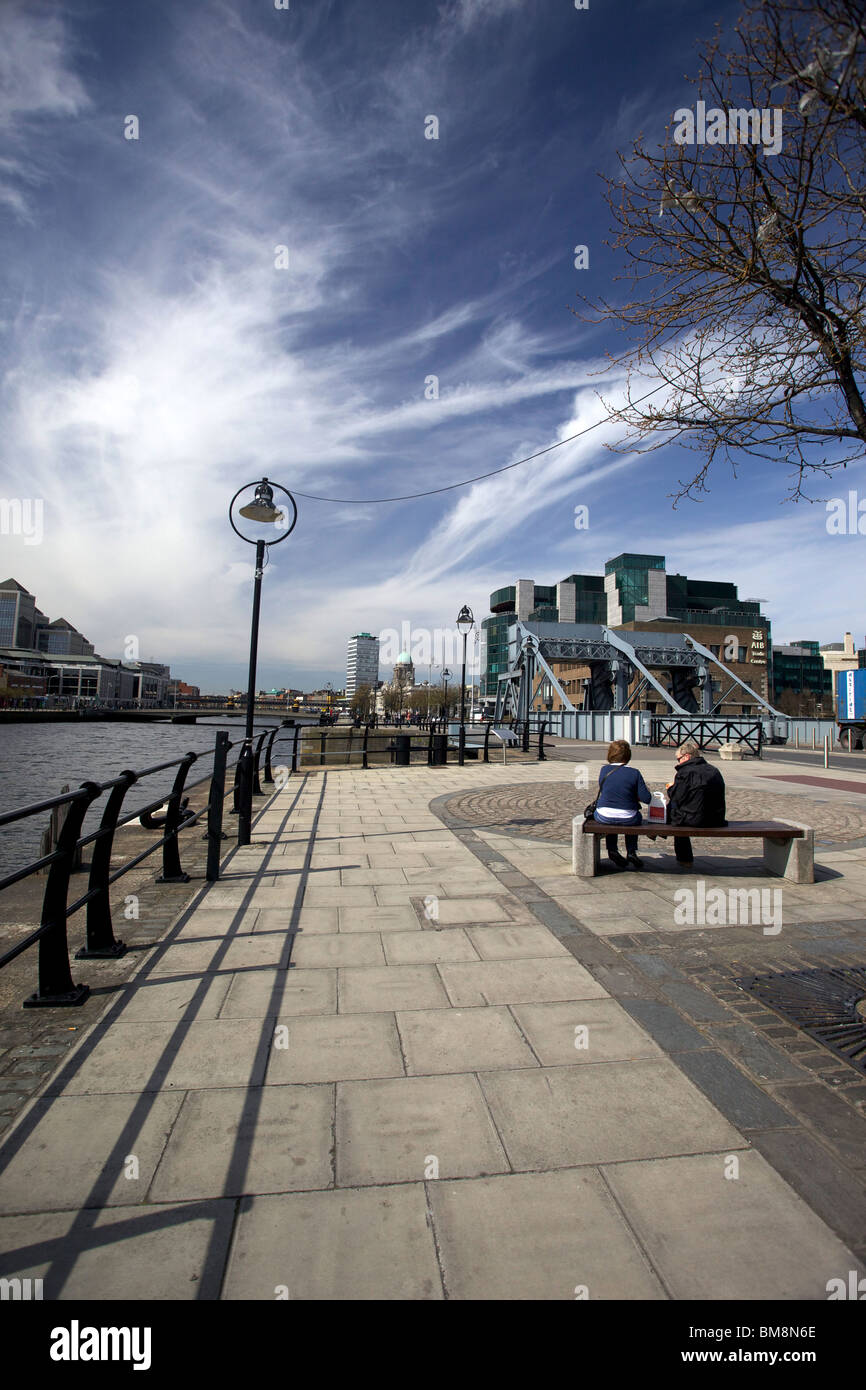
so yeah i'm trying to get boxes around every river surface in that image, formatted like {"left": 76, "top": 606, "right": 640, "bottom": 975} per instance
{"left": 0, "top": 718, "right": 286, "bottom": 877}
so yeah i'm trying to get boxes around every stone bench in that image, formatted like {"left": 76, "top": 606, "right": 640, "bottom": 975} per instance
{"left": 572, "top": 818, "right": 814, "bottom": 883}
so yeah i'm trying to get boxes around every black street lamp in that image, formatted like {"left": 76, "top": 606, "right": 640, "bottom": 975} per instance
{"left": 229, "top": 478, "right": 297, "bottom": 845}
{"left": 456, "top": 605, "right": 474, "bottom": 766}
{"left": 442, "top": 668, "right": 451, "bottom": 724}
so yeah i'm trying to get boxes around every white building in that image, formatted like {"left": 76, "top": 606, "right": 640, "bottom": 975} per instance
{"left": 346, "top": 632, "right": 379, "bottom": 697}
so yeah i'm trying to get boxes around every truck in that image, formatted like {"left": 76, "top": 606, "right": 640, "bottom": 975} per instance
{"left": 836, "top": 668, "right": 866, "bottom": 750}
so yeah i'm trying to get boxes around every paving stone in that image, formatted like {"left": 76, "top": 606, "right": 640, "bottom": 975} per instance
{"left": 107, "top": 975, "right": 233, "bottom": 1023}
{"left": 590, "top": 963, "right": 658, "bottom": 1000}
{"left": 438, "top": 957, "right": 607, "bottom": 1007}
{"left": 290, "top": 935, "right": 385, "bottom": 968}
{"left": 381, "top": 929, "right": 479, "bottom": 965}
{"left": 173, "top": 907, "right": 260, "bottom": 938}
{"left": 770, "top": 1081, "right": 866, "bottom": 1167}
{"left": 619, "top": 999, "right": 712, "bottom": 1054}
{"left": 396, "top": 1006, "right": 538, "bottom": 1075}
{"left": 254, "top": 907, "right": 339, "bottom": 935}
{"left": 338, "top": 905, "right": 420, "bottom": 933}
{"left": 657, "top": 979, "right": 736, "bottom": 1022}
{"left": 675, "top": 1050, "right": 797, "bottom": 1130}
{"left": 603, "top": 1151, "right": 865, "bottom": 1299}
{"left": 0, "top": 1092, "right": 185, "bottom": 1213}
{"left": 149, "top": 1083, "right": 334, "bottom": 1200}
{"left": 302, "top": 886, "right": 378, "bottom": 908}
{"left": 510, "top": 999, "right": 665, "bottom": 1067}
{"left": 336, "top": 1073, "right": 508, "bottom": 1186}
{"left": 45, "top": 1018, "right": 270, "bottom": 1096}
{"left": 146, "top": 934, "right": 289, "bottom": 976}
{"left": 703, "top": 1022, "right": 806, "bottom": 1083}
{"left": 464, "top": 925, "right": 569, "bottom": 960}
{"left": 338, "top": 964, "right": 450, "bottom": 1014}
{"left": 265, "top": 1012, "right": 404, "bottom": 1084}
{"left": 749, "top": 1128, "right": 866, "bottom": 1249}
{"left": 479, "top": 1058, "right": 744, "bottom": 1169}
{"left": 431, "top": 898, "right": 518, "bottom": 926}
{"left": 624, "top": 953, "right": 687, "bottom": 980}
{"left": 429, "top": 1169, "right": 665, "bottom": 1300}
{"left": 0, "top": 1201, "right": 235, "bottom": 1299}
{"left": 222, "top": 1186, "right": 443, "bottom": 1300}
{"left": 219, "top": 968, "right": 337, "bottom": 1019}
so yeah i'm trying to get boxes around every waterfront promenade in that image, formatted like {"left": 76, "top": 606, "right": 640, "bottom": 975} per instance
{"left": 0, "top": 747, "right": 865, "bottom": 1299}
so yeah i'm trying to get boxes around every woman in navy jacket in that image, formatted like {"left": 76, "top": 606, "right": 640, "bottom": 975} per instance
{"left": 594, "top": 739, "right": 652, "bottom": 870}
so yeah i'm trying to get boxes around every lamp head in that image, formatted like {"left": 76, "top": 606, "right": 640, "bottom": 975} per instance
{"left": 456, "top": 605, "right": 474, "bottom": 635}
{"left": 238, "top": 478, "right": 284, "bottom": 524}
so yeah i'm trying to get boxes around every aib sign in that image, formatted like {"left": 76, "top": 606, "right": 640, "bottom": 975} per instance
{"left": 843, "top": 670, "right": 856, "bottom": 719}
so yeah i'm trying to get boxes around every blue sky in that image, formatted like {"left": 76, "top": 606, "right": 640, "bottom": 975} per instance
{"left": 1, "top": 0, "right": 863, "bottom": 693}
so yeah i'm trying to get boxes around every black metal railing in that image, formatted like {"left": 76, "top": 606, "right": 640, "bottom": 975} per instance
{"left": 649, "top": 717, "right": 763, "bottom": 757}
{"left": 509, "top": 720, "right": 550, "bottom": 761}
{"left": 0, "top": 727, "right": 258, "bottom": 1008}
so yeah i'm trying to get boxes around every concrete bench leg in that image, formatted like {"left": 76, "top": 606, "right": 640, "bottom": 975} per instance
{"left": 762, "top": 822, "right": 814, "bottom": 883}
{"left": 572, "top": 817, "right": 600, "bottom": 877}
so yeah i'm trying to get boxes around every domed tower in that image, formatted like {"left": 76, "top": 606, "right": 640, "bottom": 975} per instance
{"left": 393, "top": 651, "right": 415, "bottom": 687}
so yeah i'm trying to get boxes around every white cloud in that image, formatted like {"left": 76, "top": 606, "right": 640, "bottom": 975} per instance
{"left": 0, "top": 3, "right": 90, "bottom": 219}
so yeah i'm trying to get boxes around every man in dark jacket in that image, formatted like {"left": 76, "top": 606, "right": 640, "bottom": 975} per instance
{"left": 667, "top": 741, "right": 726, "bottom": 867}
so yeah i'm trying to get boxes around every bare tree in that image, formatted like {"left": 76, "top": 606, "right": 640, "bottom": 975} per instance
{"left": 349, "top": 684, "right": 372, "bottom": 719}
{"left": 576, "top": 0, "right": 866, "bottom": 501}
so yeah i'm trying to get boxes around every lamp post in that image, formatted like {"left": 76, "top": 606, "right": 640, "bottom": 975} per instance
{"left": 229, "top": 477, "right": 297, "bottom": 845}
{"left": 456, "top": 605, "right": 474, "bottom": 766}
{"left": 442, "top": 668, "right": 451, "bottom": 725}
{"left": 325, "top": 681, "right": 333, "bottom": 724}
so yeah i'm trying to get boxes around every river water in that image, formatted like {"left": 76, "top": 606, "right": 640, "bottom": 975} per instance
{"left": 0, "top": 717, "right": 287, "bottom": 878}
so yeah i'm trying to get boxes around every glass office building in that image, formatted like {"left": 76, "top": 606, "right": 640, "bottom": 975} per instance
{"left": 482, "top": 554, "right": 770, "bottom": 699}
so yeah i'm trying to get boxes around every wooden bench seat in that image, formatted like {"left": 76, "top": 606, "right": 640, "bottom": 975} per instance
{"left": 572, "top": 818, "right": 814, "bottom": 882}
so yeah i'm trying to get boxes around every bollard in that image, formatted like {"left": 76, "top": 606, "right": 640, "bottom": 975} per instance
{"left": 824, "top": 734, "right": 830, "bottom": 769}
{"left": 395, "top": 733, "right": 411, "bottom": 767}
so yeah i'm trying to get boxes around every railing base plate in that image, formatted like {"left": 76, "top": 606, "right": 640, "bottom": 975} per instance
{"left": 75, "top": 940, "right": 127, "bottom": 960}
{"left": 23, "top": 983, "right": 90, "bottom": 1008}
{"left": 157, "top": 873, "right": 191, "bottom": 884}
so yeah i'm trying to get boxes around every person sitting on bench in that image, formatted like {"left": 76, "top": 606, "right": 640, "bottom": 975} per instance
{"left": 666, "top": 740, "right": 727, "bottom": 869}
{"left": 594, "top": 740, "right": 652, "bottom": 871}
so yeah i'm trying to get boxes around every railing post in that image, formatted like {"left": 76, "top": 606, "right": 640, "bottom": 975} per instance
{"left": 78, "top": 771, "right": 137, "bottom": 958}
{"left": 252, "top": 730, "right": 267, "bottom": 795}
{"left": 538, "top": 721, "right": 546, "bottom": 761}
{"left": 236, "top": 741, "right": 253, "bottom": 845}
{"left": 427, "top": 723, "right": 434, "bottom": 766}
{"left": 157, "top": 752, "right": 197, "bottom": 882}
{"left": 522, "top": 718, "right": 530, "bottom": 754}
{"left": 263, "top": 726, "right": 280, "bottom": 784}
{"left": 207, "top": 731, "right": 230, "bottom": 882}
{"left": 362, "top": 724, "right": 370, "bottom": 770}
{"left": 291, "top": 726, "right": 300, "bottom": 774}
{"left": 24, "top": 781, "right": 102, "bottom": 1008}
{"left": 484, "top": 722, "right": 491, "bottom": 763}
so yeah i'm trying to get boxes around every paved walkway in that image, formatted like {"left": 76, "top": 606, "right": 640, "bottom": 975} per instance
{"left": 0, "top": 755, "right": 864, "bottom": 1299}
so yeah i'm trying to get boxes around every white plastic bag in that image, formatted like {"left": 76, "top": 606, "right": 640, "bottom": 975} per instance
{"left": 648, "top": 790, "right": 668, "bottom": 823}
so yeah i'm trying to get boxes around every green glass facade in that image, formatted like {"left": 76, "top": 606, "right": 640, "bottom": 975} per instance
{"left": 482, "top": 555, "right": 771, "bottom": 699}
{"left": 771, "top": 641, "right": 832, "bottom": 705}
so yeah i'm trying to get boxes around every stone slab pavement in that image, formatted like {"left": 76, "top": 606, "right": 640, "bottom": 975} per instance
{"left": 0, "top": 756, "right": 864, "bottom": 1300}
